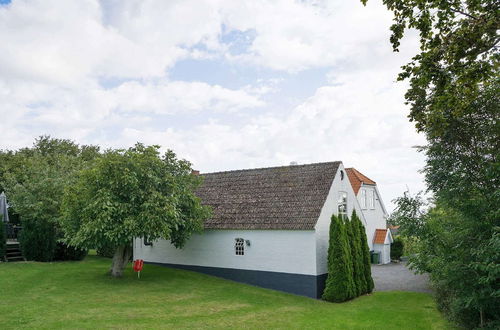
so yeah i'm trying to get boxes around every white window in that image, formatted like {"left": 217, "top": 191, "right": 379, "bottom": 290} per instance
{"left": 338, "top": 192, "right": 348, "bottom": 220}
{"left": 368, "top": 190, "right": 375, "bottom": 209}
{"left": 360, "top": 189, "right": 367, "bottom": 209}
{"left": 235, "top": 238, "right": 245, "bottom": 255}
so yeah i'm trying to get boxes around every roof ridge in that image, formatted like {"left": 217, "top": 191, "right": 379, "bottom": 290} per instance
{"left": 201, "top": 161, "right": 342, "bottom": 175}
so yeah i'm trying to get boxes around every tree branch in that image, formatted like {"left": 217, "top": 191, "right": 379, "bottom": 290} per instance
{"left": 449, "top": 7, "right": 478, "bottom": 20}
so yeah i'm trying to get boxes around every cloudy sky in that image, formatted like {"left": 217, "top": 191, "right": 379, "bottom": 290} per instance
{"left": 0, "top": 0, "right": 426, "bottom": 211}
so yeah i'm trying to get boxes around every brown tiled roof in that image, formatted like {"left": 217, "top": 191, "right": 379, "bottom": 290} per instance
{"left": 345, "top": 168, "right": 376, "bottom": 195}
{"left": 196, "top": 162, "right": 341, "bottom": 230}
{"left": 373, "top": 229, "right": 388, "bottom": 244}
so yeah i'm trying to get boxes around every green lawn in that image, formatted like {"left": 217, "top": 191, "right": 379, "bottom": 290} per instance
{"left": 0, "top": 255, "right": 451, "bottom": 329}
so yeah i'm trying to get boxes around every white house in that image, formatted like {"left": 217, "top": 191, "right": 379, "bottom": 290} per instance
{"left": 345, "top": 168, "right": 391, "bottom": 264}
{"left": 373, "top": 229, "right": 393, "bottom": 264}
{"left": 134, "top": 161, "right": 390, "bottom": 298}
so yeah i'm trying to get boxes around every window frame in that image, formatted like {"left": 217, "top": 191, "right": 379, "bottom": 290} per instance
{"left": 360, "top": 189, "right": 367, "bottom": 209}
{"left": 338, "top": 191, "right": 348, "bottom": 220}
{"left": 235, "top": 238, "right": 245, "bottom": 256}
{"left": 368, "top": 190, "right": 375, "bottom": 209}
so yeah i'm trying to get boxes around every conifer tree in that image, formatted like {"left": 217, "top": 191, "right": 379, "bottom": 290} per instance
{"left": 322, "top": 214, "right": 355, "bottom": 302}
{"left": 345, "top": 216, "right": 359, "bottom": 297}
{"left": 343, "top": 216, "right": 356, "bottom": 299}
{"left": 356, "top": 214, "right": 374, "bottom": 293}
{"left": 350, "top": 211, "right": 366, "bottom": 296}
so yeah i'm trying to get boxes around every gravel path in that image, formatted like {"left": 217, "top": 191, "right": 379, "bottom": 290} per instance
{"left": 371, "top": 262, "right": 432, "bottom": 293}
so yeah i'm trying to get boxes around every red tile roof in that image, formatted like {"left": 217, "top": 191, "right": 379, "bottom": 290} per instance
{"left": 373, "top": 229, "right": 388, "bottom": 244}
{"left": 345, "top": 168, "right": 376, "bottom": 195}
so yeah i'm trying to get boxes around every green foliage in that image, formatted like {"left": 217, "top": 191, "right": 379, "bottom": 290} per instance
{"left": 400, "top": 236, "right": 420, "bottom": 257}
{"left": 390, "top": 236, "right": 404, "bottom": 261}
{"left": 19, "top": 217, "right": 57, "bottom": 262}
{"left": 347, "top": 211, "right": 366, "bottom": 296}
{"left": 363, "top": 1, "right": 499, "bottom": 325}
{"left": 323, "top": 211, "right": 374, "bottom": 302}
{"left": 96, "top": 241, "right": 117, "bottom": 258}
{"left": 322, "top": 214, "right": 355, "bottom": 302}
{"left": 363, "top": 0, "right": 499, "bottom": 137}
{"left": 391, "top": 193, "right": 500, "bottom": 328}
{"left": 1, "top": 136, "right": 100, "bottom": 261}
{"left": 355, "top": 214, "right": 374, "bottom": 294}
{"left": 60, "top": 144, "right": 211, "bottom": 274}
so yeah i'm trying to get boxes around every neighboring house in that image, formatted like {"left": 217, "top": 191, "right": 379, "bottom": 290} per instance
{"left": 134, "top": 161, "right": 390, "bottom": 298}
{"left": 373, "top": 229, "right": 393, "bottom": 264}
{"left": 345, "top": 168, "right": 391, "bottom": 264}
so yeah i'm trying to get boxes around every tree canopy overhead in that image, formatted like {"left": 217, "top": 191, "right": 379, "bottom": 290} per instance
{"left": 362, "top": 0, "right": 499, "bottom": 135}
{"left": 365, "top": 1, "right": 499, "bottom": 327}
{"left": 60, "top": 143, "right": 211, "bottom": 277}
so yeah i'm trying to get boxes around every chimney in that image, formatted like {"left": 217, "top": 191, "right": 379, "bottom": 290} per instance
{"left": 191, "top": 170, "right": 200, "bottom": 176}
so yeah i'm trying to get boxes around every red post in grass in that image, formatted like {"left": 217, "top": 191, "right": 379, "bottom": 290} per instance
{"left": 133, "top": 259, "right": 144, "bottom": 279}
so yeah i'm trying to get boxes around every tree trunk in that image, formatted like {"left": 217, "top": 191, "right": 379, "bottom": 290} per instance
{"left": 110, "top": 245, "right": 132, "bottom": 277}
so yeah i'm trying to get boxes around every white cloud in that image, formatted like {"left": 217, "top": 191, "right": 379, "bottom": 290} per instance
{"left": 0, "top": 0, "right": 425, "bottom": 210}
{"left": 111, "top": 81, "right": 264, "bottom": 114}
{"left": 117, "top": 66, "right": 427, "bottom": 210}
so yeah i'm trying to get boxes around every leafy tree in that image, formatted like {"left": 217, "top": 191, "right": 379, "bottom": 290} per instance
{"left": 355, "top": 213, "right": 374, "bottom": 294}
{"left": 360, "top": 0, "right": 499, "bottom": 137}
{"left": 1, "top": 137, "right": 99, "bottom": 261}
{"left": 391, "top": 193, "right": 500, "bottom": 327}
{"left": 361, "top": 1, "right": 499, "bottom": 326}
{"left": 60, "top": 144, "right": 211, "bottom": 277}
{"left": 322, "top": 214, "right": 355, "bottom": 302}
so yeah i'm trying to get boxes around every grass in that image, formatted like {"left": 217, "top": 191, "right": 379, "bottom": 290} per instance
{"left": 0, "top": 255, "right": 451, "bottom": 329}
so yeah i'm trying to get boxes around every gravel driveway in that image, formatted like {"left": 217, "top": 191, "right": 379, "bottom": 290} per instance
{"left": 371, "top": 262, "right": 432, "bottom": 293}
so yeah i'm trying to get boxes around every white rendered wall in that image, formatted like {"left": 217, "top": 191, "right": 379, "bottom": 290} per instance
{"left": 373, "top": 243, "right": 391, "bottom": 264}
{"left": 314, "top": 163, "right": 367, "bottom": 275}
{"left": 134, "top": 229, "right": 317, "bottom": 275}
{"left": 358, "top": 185, "right": 388, "bottom": 250}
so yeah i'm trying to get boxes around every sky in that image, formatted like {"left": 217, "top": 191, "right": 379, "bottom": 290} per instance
{"left": 0, "top": 0, "right": 427, "bottom": 211}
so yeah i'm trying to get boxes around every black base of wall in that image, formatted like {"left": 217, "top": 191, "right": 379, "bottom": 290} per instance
{"left": 146, "top": 261, "right": 327, "bottom": 299}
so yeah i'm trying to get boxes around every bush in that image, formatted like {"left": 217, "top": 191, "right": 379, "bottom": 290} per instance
{"left": 401, "top": 236, "right": 420, "bottom": 256}
{"left": 391, "top": 236, "right": 404, "bottom": 260}
{"left": 347, "top": 212, "right": 365, "bottom": 296}
{"left": 19, "top": 218, "right": 57, "bottom": 262}
{"left": 54, "top": 242, "right": 87, "bottom": 261}
{"left": 18, "top": 218, "right": 86, "bottom": 262}
{"left": 356, "top": 215, "right": 374, "bottom": 293}
{"left": 322, "top": 214, "right": 355, "bottom": 302}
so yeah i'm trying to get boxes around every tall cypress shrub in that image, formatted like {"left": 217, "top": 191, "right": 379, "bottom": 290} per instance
{"left": 356, "top": 215, "right": 374, "bottom": 293}
{"left": 343, "top": 216, "right": 356, "bottom": 300}
{"left": 350, "top": 211, "right": 367, "bottom": 296}
{"left": 19, "top": 218, "right": 57, "bottom": 262}
{"left": 345, "top": 216, "right": 360, "bottom": 297}
{"left": 322, "top": 214, "right": 355, "bottom": 302}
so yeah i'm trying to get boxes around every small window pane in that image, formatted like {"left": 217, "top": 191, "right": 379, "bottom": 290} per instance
{"left": 338, "top": 192, "right": 348, "bottom": 220}
{"left": 368, "top": 190, "right": 375, "bottom": 209}
{"left": 360, "top": 189, "right": 367, "bottom": 209}
{"left": 235, "top": 238, "right": 245, "bottom": 255}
